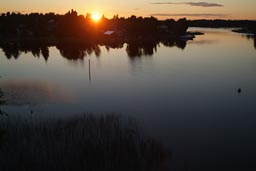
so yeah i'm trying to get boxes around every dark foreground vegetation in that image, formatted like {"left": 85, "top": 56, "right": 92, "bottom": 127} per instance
{"left": 0, "top": 114, "right": 171, "bottom": 171}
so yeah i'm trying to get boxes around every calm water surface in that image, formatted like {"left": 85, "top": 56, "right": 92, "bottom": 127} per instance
{"left": 1, "top": 28, "right": 256, "bottom": 170}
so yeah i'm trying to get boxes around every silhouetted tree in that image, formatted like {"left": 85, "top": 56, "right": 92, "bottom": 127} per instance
{"left": 164, "top": 19, "right": 175, "bottom": 33}
{"left": 171, "top": 18, "right": 188, "bottom": 35}
{"left": 56, "top": 10, "right": 89, "bottom": 38}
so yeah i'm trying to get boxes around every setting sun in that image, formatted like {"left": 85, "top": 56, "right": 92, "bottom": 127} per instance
{"left": 91, "top": 12, "right": 101, "bottom": 22}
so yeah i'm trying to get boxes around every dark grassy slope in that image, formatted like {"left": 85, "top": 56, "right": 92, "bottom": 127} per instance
{"left": 0, "top": 114, "right": 171, "bottom": 171}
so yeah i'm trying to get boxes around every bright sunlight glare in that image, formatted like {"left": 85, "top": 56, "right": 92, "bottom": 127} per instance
{"left": 91, "top": 13, "right": 101, "bottom": 22}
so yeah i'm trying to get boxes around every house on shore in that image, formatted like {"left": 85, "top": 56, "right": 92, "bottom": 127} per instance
{"left": 103, "top": 31, "right": 117, "bottom": 39}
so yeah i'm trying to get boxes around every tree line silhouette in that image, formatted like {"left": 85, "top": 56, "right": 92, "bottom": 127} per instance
{"left": 189, "top": 19, "right": 256, "bottom": 31}
{"left": 0, "top": 10, "right": 191, "bottom": 41}
{"left": 1, "top": 10, "right": 255, "bottom": 40}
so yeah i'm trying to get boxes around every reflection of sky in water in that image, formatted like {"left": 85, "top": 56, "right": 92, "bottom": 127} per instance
{"left": 0, "top": 28, "right": 255, "bottom": 117}
{"left": 0, "top": 80, "right": 73, "bottom": 105}
{"left": 0, "top": 28, "right": 256, "bottom": 170}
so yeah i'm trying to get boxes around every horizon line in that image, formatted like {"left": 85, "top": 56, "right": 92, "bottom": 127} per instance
{"left": 0, "top": 10, "right": 256, "bottom": 21}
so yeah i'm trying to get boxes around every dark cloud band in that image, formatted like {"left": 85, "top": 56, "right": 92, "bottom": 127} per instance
{"left": 152, "top": 2, "right": 223, "bottom": 7}
{"left": 150, "top": 13, "right": 229, "bottom": 17}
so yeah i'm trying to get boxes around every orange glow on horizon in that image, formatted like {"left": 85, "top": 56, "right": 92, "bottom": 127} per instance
{"left": 0, "top": 1, "right": 256, "bottom": 21}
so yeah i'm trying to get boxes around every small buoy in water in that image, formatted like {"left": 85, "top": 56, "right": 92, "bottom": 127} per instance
{"left": 238, "top": 88, "right": 241, "bottom": 93}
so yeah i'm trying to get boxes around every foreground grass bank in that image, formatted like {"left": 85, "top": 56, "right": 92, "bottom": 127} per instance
{"left": 0, "top": 114, "right": 171, "bottom": 171}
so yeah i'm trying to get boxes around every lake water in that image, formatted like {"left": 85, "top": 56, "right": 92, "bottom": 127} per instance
{"left": 1, "top": 28, "right": 256, "bottom": 170}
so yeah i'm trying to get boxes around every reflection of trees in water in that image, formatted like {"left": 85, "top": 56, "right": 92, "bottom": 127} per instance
{"left": 254, "top": 36, "right": 256, "bottom": 49}
{"left": 101, "top": 41, "right": 124, "bottom": 51}
{"left": 0, "top": 114, "right": 171, "bottom": 171}
{"left": 1, "top": 46, "right": 20, "bottom": 59}
{"left": 0, "top": 38, "right": 189, "bottom": 61}
{"left": 0, "top": 41, "right": 49, "bottom": 61}
{"left": 242, "top": 34, "right": 256, "bottom": 50}
{"left": 126, "top": 39, "right": 187, "bottom": 60}
{"left": 243, "top": 34, "right": 254, "bottom": 40}
{"left": 0, "top": 40, "right": 101, "bottom": 61}
{"left": 126, "top": 41, "right": 158, "bottom": 58}
{"left": 41, "top": 45, "right": 49, "bottom": 61}
{"left": 56, "top": 43, "right": 101, "bottom": 60}
{"left": 161, "top": 39, "right": 187, "bottom": 50}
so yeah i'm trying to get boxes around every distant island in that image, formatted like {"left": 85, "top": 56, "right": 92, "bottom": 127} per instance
{"left": 188, "top": 19, "right": 256, "bottom": 34}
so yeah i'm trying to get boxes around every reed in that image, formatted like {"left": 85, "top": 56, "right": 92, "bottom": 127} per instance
{"left": 0, "top": 114, "right": 170, "bottom": 171}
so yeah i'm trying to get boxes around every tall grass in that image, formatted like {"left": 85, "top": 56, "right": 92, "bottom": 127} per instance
{"left": 0, "top": 114, "right": 171, "bottom": 171}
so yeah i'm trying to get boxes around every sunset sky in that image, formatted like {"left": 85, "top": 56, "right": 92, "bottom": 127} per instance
{"left": 0, "top": 0, "right": 255, "bottom": 20}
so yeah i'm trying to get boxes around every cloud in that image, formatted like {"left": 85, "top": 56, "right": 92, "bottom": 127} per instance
{"left": 152, "top": 2, "right": 177, "bottom": 4}
{"left": 150, "top": 13, "right": 229, "bottom": 18}
{"left": 151, "top": 2, "right": 224, "bottom": 7}
{"left": 186, "top": 2, "right": 223, "bottom": 7}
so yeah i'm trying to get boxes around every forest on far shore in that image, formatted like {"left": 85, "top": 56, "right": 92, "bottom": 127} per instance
{"left": 0, "top": 10, "right": 189, "bottom": 40}
{"left": 0, "top": 10, "right": 255, "bottom": 41}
